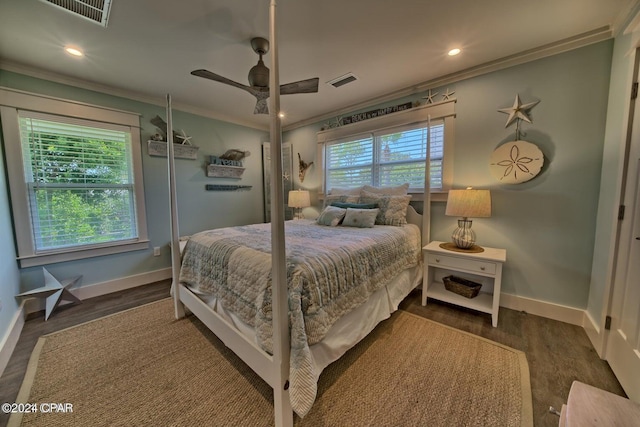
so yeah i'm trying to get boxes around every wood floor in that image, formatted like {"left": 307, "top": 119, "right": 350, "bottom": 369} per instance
{"left": 0, "top": 281, "right": 625, "bottom": 427}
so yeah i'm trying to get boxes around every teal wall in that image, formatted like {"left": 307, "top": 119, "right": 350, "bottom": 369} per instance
{"left": 0, "top": 70, "right": 268, "bottom": 293}
{"left": 0, "top": 38, "right": 619, "bottom": 349}
{"left": 0, "top": 130, "right": 21, "bottom": 336}
{"left": 286, "top": 40, "right": 614, "bottom": 309}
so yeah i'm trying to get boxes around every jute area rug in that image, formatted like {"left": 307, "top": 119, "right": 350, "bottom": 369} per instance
{"left": 10, "top": 299, "right": 532, "bottom": 427}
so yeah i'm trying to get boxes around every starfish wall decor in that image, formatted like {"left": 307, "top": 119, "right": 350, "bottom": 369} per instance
{"left": 491, "top": 94, "right": 544, "bottom": 184}
{"left": 497, "top": 94, "right": 540, "bottom": 139}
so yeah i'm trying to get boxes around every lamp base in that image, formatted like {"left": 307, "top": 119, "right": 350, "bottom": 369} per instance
{"left": 451, "top": 218, "right": 476, "bottom": 249}
{"left": 293, "top": 208, "right": 304, "bottom": 220}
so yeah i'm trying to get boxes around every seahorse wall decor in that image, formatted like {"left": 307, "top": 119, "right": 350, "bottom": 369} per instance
{"left": 298, "top": 153, "right": 313, "bottom": 183}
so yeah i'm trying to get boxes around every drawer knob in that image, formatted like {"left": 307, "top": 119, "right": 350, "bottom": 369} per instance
{"left": 480, "top": 266, "right": 485, "bottom": 271}
{"left": 435, "top": 258, "right": 440, "bottom": 263}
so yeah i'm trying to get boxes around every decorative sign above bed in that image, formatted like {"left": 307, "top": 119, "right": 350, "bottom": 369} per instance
{"left": 322, "top": 102, "right": 413, "bottom": 129}
{"left": 147, "top": 140, "right": 199, "bottom": 160}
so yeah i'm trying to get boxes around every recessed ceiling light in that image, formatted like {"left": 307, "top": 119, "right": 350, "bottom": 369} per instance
{"left": 64, "top": 46, "right": 84, "bottom": 57}
{"left": 448, "top": 48, "right": 461, "bottom": 56}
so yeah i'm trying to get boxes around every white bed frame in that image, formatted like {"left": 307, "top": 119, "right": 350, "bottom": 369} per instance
{"left": 168, "top": 2, "right": 431, "bottom": 426}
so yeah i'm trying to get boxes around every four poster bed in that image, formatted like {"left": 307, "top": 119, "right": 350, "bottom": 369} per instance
{"left": 167, "top": 2, "right": 431, "bottom": 426}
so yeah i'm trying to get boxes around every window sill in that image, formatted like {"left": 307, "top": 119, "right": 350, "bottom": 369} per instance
{"left": 18, "top": 240, "right": 150, "bottom": 268}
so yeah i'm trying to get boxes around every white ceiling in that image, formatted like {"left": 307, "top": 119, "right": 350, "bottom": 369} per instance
{"left": 0, "top": 0, "right": 636, "bottom": 131}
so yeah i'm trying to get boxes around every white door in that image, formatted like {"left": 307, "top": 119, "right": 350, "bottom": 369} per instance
{"left": 607, "top": 159, "right": 640, "bottom": 402}
{"left": 606, "top": 59, "right": 640, "bottom": 400}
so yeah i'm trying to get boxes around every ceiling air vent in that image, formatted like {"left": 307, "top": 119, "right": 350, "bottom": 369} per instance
{"left": 327, "top": 73, "right": 358, "bottom": 88}
{"left": 39, "top": 0, "right": 113, "bottom": 27}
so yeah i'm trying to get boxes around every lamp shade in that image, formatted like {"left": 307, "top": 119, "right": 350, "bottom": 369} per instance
{"left": 445, "top": 188, "right": 491, "bottom": 218}
{"left": 288, "top": 190, "right": 310, "bottom": 208}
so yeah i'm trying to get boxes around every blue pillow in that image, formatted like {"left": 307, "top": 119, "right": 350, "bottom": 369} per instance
{"left": 331, "top": 202, "right": 378, "bottom": 209}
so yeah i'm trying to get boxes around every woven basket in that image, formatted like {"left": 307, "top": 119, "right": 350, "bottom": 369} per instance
{"left": 443, "top": 275, "right": 482, "bottom": 299}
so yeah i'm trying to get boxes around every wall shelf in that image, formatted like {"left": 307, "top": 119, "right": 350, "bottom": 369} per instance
{"left": 147, "top": 140, "right": 198, "bottom": 160}
{"left": 206, "top": 164, "right": 245, "bottom": 179}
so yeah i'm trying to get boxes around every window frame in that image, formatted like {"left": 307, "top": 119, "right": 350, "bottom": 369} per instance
{"left": 317, "top": 100, "right": 455, "bottom": 201}
{"left": 0, "top": 88, "right": 149, "bottom": 267}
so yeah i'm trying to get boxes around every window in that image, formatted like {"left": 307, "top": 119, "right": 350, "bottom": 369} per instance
{"left": 318, "top": 101, "right": 455, "bottom": 196}
{"left": 1, "top": 89, "right": 148, "bottom": 267}
{"left": 325, "top": 122, "right": 444, "bottom": 191}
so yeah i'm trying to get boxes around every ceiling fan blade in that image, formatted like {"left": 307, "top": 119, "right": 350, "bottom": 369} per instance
{"left": 191, "top": 69, "right": 255, "bottom": 93}
{"left": 280, "top": 77, "right": 319, "bottom": 95}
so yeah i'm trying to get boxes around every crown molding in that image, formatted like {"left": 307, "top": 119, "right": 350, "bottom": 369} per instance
{"left": 0, "top": 60, "right": 269, "bottom": 132}
{"left": 284, "top": 26, "right": 613, "bottom": 132}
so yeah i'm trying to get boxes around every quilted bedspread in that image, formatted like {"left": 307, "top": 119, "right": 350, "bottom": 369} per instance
{"left": 179, "top": 220, "right": 421, "bottom": 416}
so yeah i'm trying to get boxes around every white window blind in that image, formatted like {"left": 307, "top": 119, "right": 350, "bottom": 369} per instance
{"left": 325, "top": 121, "right": 444, "bottom": 192}
{"left": 19, "top": 114, "right": 139, "bottom": 252}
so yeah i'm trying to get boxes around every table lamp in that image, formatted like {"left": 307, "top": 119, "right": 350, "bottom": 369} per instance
{"left": 445, "top": 187, "right": 491, "bottom": 249}
{"left": 288, "top": 190, "right": 310, "bottom": 219}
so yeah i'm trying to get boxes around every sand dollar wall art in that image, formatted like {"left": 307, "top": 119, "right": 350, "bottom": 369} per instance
{"left": 492, "top": 94, "right": 543, "bottom": 184}
{"left": 490, "top": 140, "right": 544, "bottom": 184}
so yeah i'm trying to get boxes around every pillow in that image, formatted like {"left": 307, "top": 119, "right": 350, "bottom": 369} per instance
{"left": 316, "top": 206, "right": 347, "bottom": 226}
{"left": 359, "top": 190, "right": 411, "bottom": 226}
{"left": 362, "top": 183, "right": 409, "bottom": 196}
{"left": 323, "top": 194, "right": 360, "bottom": 208}
{"left": 329, "top": 186, "right": 363, "bottom": 196}
{"left": 341, "top": 208, "right": 379, "bottom": 228}
{"left": 331, "top": 201, "right": 378, "bottom": 209}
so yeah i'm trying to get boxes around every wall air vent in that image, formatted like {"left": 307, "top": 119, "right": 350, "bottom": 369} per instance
{"left": 39, "top": 0, "right": 113, "bottom": 27}
{"left": 327, "top": 73, "right": 358, "bottom": 88}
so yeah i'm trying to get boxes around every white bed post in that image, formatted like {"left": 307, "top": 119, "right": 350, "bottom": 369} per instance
{"left": 269, "top": 1, "right": 293, "bottom": 426}
{"left": 422, "top": 115, "right": 431, "bottom": 245}
{"left": 166, "top": 94, "right": 185, "bottom": 319}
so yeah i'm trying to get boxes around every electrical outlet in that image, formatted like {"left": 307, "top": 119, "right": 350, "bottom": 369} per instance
{"left": 153, "top": 246, "right": 161, "bottom": 257}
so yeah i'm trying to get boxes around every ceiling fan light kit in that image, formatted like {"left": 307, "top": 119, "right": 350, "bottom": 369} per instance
{"left": 192, "top": 37, "right": 319, "bottom": 115}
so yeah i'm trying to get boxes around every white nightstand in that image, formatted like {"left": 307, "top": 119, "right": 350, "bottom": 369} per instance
{"left": 422, "top": 240, "right": 507, "bottom": 327}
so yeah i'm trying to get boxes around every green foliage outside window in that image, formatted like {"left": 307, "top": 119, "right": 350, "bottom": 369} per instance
{"left": 23, "top": 121, "right": 136, "bottom": 251}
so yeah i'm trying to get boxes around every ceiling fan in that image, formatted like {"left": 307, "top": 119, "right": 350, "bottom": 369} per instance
{"left": 191, "top": 37, "right": 319, "bottom": 115}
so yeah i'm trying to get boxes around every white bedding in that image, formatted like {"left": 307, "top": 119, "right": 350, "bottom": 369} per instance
{"left": 190, "top": 263, "right": 421, "bottom": 382}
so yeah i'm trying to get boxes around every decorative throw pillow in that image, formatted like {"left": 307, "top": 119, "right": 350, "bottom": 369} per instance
{"left": 341, "top": 208, "right": 379, "bottom": 228}
{"left": 323, "top": 194, "right": 360, "bottom": 208}
{"left": 316, "top": 206, "right": 347, "bottom": 226}
{"left": 329, "top": 186, "right": 363, "bottom": 196}
{"left": 362, "top": 183, "right": 409, "bottom": 196}
{"left": 331, "top": 201, "right": 378, "bottom": 209}
{"left": 359, "top": 190, "right": 411, "bottom": 226}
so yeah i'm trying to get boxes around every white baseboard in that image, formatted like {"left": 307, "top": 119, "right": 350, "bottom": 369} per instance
{"left": 24, "top": 267, "right": 172, "bottom": 315}
{"left": 500, "top": 292, "right": 586, "bottom": 326}
{"left": 0, "top": 300, "right": 26, "bottom": 378}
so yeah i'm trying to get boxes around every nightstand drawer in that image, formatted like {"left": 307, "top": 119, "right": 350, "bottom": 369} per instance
{"left": 427, "top": 254, "right": 497, "bottom": 275}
